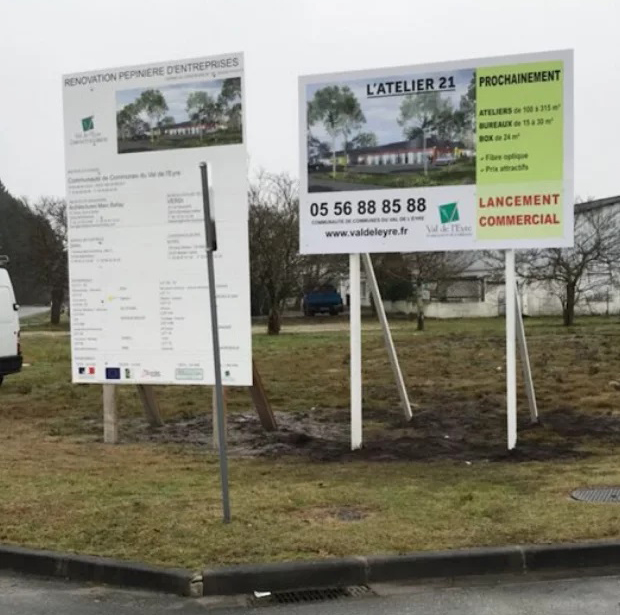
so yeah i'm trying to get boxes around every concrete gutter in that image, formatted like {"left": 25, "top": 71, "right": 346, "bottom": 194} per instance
{"left": 3, "top": 539, "right": 620, "bottom": 597}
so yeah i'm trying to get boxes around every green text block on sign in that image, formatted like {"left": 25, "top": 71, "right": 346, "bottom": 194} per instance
{"left": 476, "top": 60, "right": 565, "bottom": 241}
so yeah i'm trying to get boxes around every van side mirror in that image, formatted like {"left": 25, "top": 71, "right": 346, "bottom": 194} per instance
{"left": 13, "top": 303, "right": 19, "bottom": 311}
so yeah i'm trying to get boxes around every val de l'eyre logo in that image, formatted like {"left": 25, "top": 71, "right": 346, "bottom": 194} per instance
{"left": 426, "top": 201, "right": 472, "bottom": 238}
{"left": 70, "top": 114, "right": 107, "bottom": 146}
{"left": 439, "top": 202, "right": 459, "bottom": 224}
{"left": 81, "top": 116, "right": 94, "bottom": 131}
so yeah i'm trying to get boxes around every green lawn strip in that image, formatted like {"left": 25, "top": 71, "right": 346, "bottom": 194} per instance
{"left": 20, "top": 310, "right": 70, "bottom": 331}
{"left": 1, "top": 317, "right": 620, "bottom": 567}
{"left": 6, "top": 316, "right": 620, "bottom": 430}
{"left": 311, "top": 160, "right": 476, "bottom": 188}
{"left": 0, "top": 440, "right": 619, "bottom": 568}
{"left": 118, "top": 130, "right": 242, "bottom": 152}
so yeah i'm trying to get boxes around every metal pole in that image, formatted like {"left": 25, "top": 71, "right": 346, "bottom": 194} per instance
{"left": 200, "top": 162, "right": 231, "bottom": 523}
{"left": 505, "top": 250, "right": 517, "bottom": 450}
{"left": 349, "top": 253, "right": 362, "bottom": 450}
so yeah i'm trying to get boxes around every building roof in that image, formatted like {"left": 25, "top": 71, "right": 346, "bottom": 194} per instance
{"left": 575, "top": 195, "right": 620, "bottom": 214}
{"left": 163, "top": 120, "right": 217, "bottom": 129}
{"left": 336, "top": 136, "right": 465, "bottom": 156}
{"left": 166, "top": 121, "right": 194, "bottom": 129}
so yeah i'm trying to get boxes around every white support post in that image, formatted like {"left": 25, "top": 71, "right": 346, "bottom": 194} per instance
{"left": 350, "top": 253, "right": 362, "bottom": 450}
{"left": 515, "top": 288, "right": 539, "bottom": 424}
{"left": 361, "top": 253, "right": 413, "bottom": 421}
{"left": 505, "top": 250, "right": 517, "bottom": 450}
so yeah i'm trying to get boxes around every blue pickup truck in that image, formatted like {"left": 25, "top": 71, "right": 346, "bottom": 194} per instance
{"left": 302, "top": 286, "right": 344, "bottom": 316}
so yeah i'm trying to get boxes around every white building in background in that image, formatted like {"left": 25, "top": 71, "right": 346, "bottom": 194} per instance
{"left": 338, "top": 195, "right": 620, "bottom": 319}
{"left": 149, "top": 120, "right": 224, "bottom": 138}
{"left": 338, "top": 265, "right": 506, "bottom": 318}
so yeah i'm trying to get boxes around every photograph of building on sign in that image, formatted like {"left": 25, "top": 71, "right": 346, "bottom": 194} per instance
{"left": 306, "top": 69, "right": 476, "bottom": 192}
{"left": 116, "top": 77, "right": 242, "bottom": 153}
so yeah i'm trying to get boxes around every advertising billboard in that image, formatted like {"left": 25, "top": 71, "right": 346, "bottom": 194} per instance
{"left": 299, "top": 50, "right": 573, "bottom": 254}
{"left": 63, "top": 53, "right": 252, "bottom": 385}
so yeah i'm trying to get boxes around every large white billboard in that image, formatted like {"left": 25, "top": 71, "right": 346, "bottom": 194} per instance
{"left": 299, "top": 50, "right": 573, "bottom": 254}
{"left": 63, "top": 52, "right": 252, "bottom": 386}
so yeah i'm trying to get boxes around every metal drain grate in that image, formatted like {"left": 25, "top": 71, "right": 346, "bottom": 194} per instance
{"left": 248, "top": 585, "right": 374, "bottom": 607}
{"left": 571, "top": 487, "right": 620, "bottom": 503}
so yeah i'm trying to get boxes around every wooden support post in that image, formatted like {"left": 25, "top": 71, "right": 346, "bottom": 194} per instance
{"left": 212, "top": 386, "right": 228, "bottom": 450}
{"left": 249, "top": 360, "right": 277, "bottom": 431}
{"left": 103, "top": 384, "right": 118, "bottom": 444}
{"left": 136, "top": 385, "right": 164, "bottom": 428}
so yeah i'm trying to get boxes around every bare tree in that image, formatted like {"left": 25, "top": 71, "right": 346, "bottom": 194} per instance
{"left": 299, "top": 253, "right": 347, "bottom": 296}
{"left": 372, "top": 253, "right": 414, "bottom": 309}
{"left": 373, "top": 251, "right": 476, "bottom": 331}
{"left": 249, "top": 173, "right": 349, "bottom": 332}
{"left": 249, "top": 173, "right": 302, "bottom": 335}
{"left": 518, "top": 204, "right": 620, "bottom": 326}
{"left": 28, "top": 197, "right": 68, "bottom": 325}
{"left": 404, "top": 252, "right": 477, "bottom": 330}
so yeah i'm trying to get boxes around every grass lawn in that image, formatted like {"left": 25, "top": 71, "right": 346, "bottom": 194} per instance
{"left": 2, "top": 315, "right": 620, "bottom": 569}
{"left": 118, "top": 129, "right": 242, "bottom": 154}
{"left": 20, "top": 310, "right": 69, "bottom": 332}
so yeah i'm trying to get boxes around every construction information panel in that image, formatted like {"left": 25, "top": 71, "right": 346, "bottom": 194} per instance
{"left": 299, "top": 49, "right": 573, "bottom": 254}
{"left": 63, "top": 52, "right": 252, "bottom": 386}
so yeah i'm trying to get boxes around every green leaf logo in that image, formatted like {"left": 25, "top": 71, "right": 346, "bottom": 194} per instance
{"left": 81, "top": 116, "right": 94, "bottom": 131}
{"left": 439, "top": 202, "right": 459, "bottom": 224}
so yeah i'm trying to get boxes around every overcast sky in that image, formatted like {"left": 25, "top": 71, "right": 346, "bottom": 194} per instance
{"left": 0, "top": 0, "right": 618, "bottom": 201}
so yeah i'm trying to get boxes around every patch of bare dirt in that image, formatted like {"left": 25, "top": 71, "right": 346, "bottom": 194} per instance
{"left": 114, "top": 397, "right": 620, "bottom": 463}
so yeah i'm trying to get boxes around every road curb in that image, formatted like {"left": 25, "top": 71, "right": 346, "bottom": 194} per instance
{"left": 0, "top": 544, "right": 199, "bottom": 596}
{"left": 366, "top": 545, "right": 525, "bottom": 583}
{"left": 4, "top": 540, "right": 620, "bottom": 597}
{"left": 524, "top": 541, "right": 620, "bottom": 571}
{"left": 202, "top": 540, "right": 620, "bottom": 595}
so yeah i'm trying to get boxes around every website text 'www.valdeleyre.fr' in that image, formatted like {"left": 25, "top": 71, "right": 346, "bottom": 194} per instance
{"left": 324, "top": 226, "right": 411, "bottom": 239}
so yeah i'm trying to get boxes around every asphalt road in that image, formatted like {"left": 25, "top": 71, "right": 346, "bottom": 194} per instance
{"left": 3, "top": 571, "right": 620, "bottom": 614}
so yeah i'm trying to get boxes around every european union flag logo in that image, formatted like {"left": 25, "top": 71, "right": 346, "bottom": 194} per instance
{"left": 105, "top": 367, "right": 121, "bottom": 380}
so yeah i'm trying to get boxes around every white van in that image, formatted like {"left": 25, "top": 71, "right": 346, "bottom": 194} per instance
{"left": 0, "top": 267, "right": 22, "bottom": 385}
